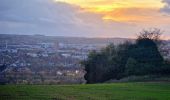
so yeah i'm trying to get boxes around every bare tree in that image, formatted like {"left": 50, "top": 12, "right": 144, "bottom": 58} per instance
{"left": 138, "top": 28, "right": 163, "bottom": 43}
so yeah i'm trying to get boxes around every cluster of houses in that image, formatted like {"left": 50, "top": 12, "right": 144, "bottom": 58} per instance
{"left": 0, "top": 41, "right": 106, "bottom": 84}
{"left": 0, "top": 36, "right": 169, "bottom": 84}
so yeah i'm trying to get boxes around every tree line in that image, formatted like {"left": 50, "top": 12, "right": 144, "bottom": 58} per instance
{"left": 81, "top": 29, "right": 170, "bottom": 84}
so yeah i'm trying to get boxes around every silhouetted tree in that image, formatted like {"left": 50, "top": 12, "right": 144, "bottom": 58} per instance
{"left": 82, "top": 29, "right": 169, "bottom": 84}
{"left": 125, "top": 58, "right": 138, "bottom": 75}
{"left": 138, "top": 28, "right": 163, "bottom": 45}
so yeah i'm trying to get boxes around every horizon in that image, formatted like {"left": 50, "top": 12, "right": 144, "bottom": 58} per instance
{"left": 1, "top": 34, "right": 170, "bottom": 41}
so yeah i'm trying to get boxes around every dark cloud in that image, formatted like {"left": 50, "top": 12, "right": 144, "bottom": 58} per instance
{"left": 161, "top": 0, "right": 170, "bottom": 13}
{"left": 162, "top": 0, "right": 170, "bottom": 4}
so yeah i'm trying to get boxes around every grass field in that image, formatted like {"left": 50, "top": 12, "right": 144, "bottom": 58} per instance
{"left": 0, "top": 82, "right": 170, "bottom": 100}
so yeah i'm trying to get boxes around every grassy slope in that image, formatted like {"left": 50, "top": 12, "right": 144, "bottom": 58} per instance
{"left": 0, "top": 82, "right": 170, "bottom": 100}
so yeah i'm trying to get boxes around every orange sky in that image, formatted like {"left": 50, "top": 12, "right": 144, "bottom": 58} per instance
{"left": 54, "top": 0, "right": 166, "bottom": 23}
{"left": 53, "top": 0, "right": 170, "bottom": 39}
{"left": 55, "top": 0, "right": 164, "bottom": 9}
{"left": 0, "top": 0, "right": 169, "bottom": 39}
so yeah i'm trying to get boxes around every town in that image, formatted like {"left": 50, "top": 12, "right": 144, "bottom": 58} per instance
{"left": 0, "top": 34, "right": 109, "bottom": 84}
{"left": 0, "top": 34, "right": 170, "bottom": 84}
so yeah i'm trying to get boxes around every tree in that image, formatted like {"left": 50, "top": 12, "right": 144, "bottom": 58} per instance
{"left": 127, "top": 33, "right": 164, "bottom": 75}
{"left": 83, "top": 44, "right": 121, "bottom": 83}
{"left": 83, "top": 50, "right": 106, "bottom": 83}
{"left": 137, "top": 28, "right": 163, "bottom": 44}
{"left": 131, "top": 38, "right": 163, "bottom": 64}
{"left": 125, "top": 58, "right": 139, "bottom": 75}
{"left": 159, "top": 61, "right": 170, "bottom": 75}
{"left": 82, "top": 43, "right": 132, "bottom": 83}
{"left": 82, "top": 29, "right": 168, "bottom": 84}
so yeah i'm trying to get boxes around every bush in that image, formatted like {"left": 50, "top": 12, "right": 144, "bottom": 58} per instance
{"left": 82, "top": 29, "right": 169, "bottom": 83}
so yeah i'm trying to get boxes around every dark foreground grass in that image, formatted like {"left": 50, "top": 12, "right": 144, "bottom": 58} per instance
{"left": 0, "top": 82, "right": 170, "bottom": 100}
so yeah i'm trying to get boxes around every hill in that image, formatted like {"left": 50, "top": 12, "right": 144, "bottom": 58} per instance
{"left": 0, "top": 34, "right": 132, "bottom": 45}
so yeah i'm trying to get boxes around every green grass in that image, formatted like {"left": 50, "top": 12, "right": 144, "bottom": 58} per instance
{"left": 0, "top": 82, "right": 170, "bottom": 100}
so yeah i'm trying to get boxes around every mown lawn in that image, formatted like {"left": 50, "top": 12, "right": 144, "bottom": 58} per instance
{"left": 0, "top": 82, "right": 170, "bottom": 100}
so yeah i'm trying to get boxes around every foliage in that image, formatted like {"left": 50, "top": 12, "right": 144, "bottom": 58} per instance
{"left": 125, "top": 58, "right": 139, "bottom": 75}
{"left": 82, "top": 29, "right": 170, "bottom": 83}
{"left": 137, "top": 28, "right": 163, "bottom": 44}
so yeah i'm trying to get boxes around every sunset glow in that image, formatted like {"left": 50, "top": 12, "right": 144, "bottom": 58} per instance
{"left": 0, "top": 0, "right": 170, "bottom": 38}
{"left": 55, "top": 0, "right": 164, "bottom": 9}
{"left": 54, "top": 0, "right": 165, "bottom": 23}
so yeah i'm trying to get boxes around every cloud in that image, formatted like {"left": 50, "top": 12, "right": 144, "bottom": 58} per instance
{"left": 161, "top": 0, "right": 170, "bottom": 13}
{"left": 0, "top": 0, "right": 140, "bottom": 37}
{"left": 0, "top": 0, "right": 83, "bottom": 35}
{"left": 0, "top": 0, "right": 169, "bottom": 38}
{"left": 162, "top": 0, "right": 170, "bottom": 5}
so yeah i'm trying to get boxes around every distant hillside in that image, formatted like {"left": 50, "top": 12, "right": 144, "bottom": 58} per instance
{"left": 0, "top": 34, "right": 133, "bottom": 45}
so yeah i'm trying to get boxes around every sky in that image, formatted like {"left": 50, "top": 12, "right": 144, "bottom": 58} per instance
{"left": 0, "top": 0, "right": 170, "bottom": 39}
